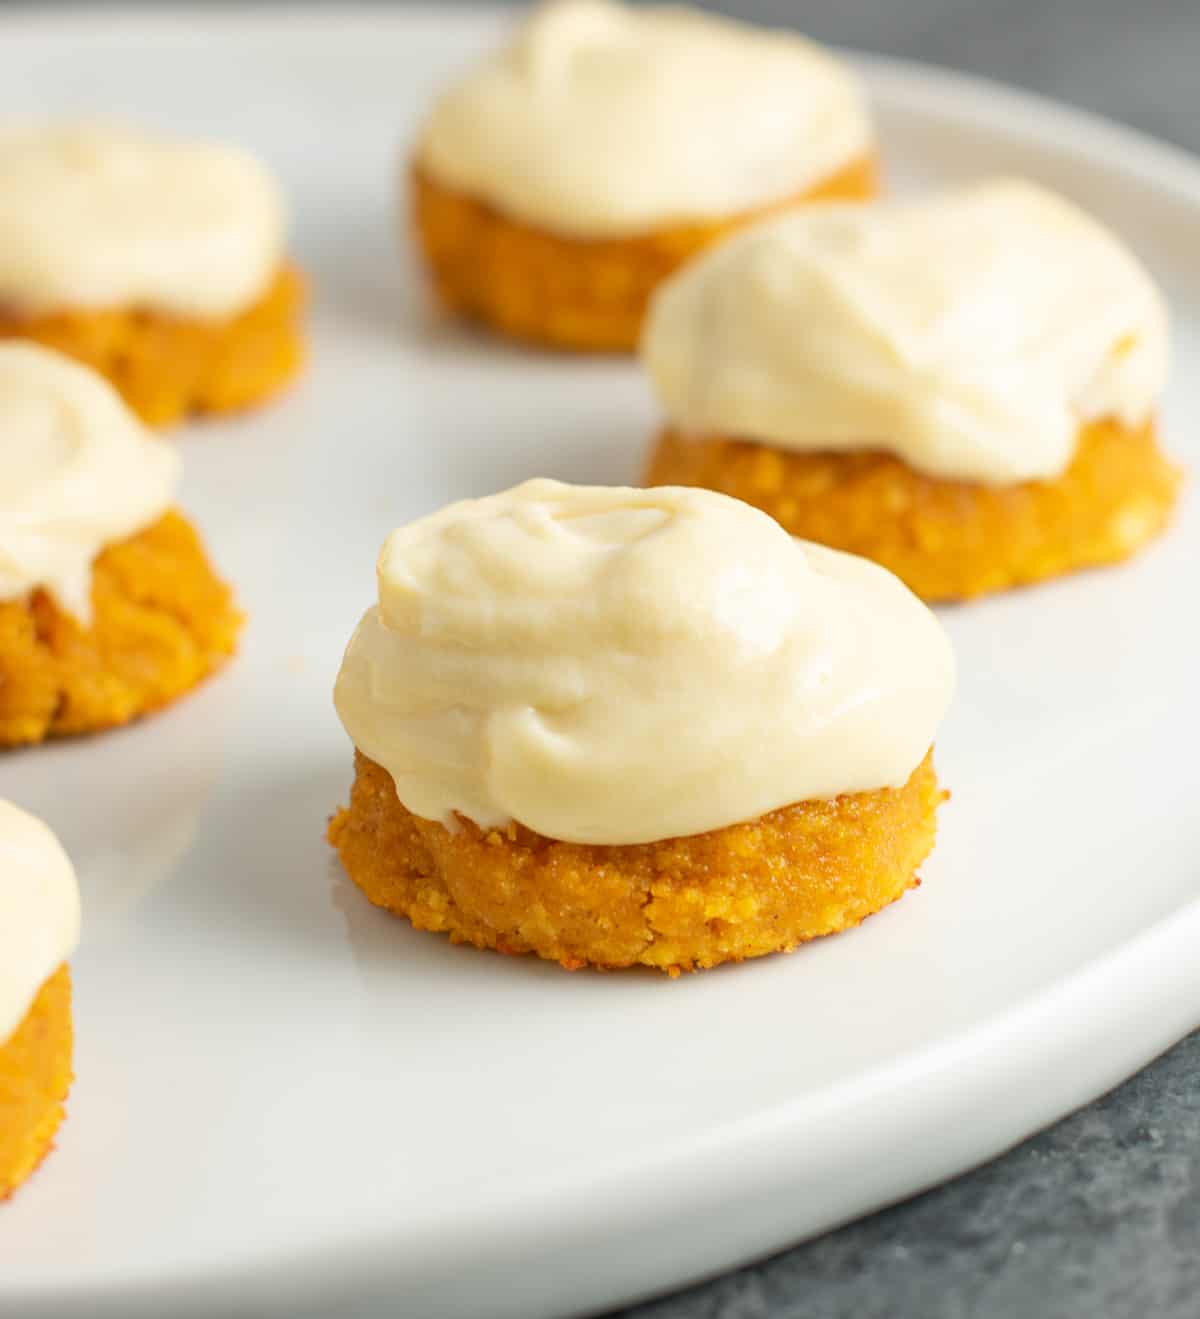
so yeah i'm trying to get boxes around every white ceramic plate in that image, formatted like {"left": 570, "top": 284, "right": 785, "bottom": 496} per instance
{"left": 1, "top": 8, "right": 1197, "bottom": 1319}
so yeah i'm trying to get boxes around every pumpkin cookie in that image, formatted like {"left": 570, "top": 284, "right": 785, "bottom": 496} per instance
{"left": 642, "top": 179, "right": 1181, "bottom": 600}
{"left": 0, "top": 343, "right": 242, "bottom": 745}
{"left": 0, "top": 122, "right": 303, "bottom": 425}
{"left": 330, "top": 480, "right": 953, "bottom": 973}
{"left": 0, "top": 801, "right": 80, "bottom": 1199}
{"left": 412, "top": 0, "right": 877, "bottom": 350}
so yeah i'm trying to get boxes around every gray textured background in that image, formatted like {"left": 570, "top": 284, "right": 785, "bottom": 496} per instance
{"left": 5, "top": 3, "right": 1198, "bottom": 1318}
{"left": 411, "top": 0, "right": 1200, "bottom": 147}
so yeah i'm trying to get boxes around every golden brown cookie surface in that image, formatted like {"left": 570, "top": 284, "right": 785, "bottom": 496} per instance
{"left": 411, "top": 157, "right": 878, "bottom": 352}
{"left": 0, "top": 265, "right": 305, "bottom": 428}
{"left": 644, "top": 417, "right": 1182, "bottom": 601}
{"left": 328, "top": 749, "right": 944, "bottom": 975}
{"left": 0, "top": 511, "right": 243, "bottom": 745}
{"left": 0, "top": 965, "right": 73, "bottom": 1201}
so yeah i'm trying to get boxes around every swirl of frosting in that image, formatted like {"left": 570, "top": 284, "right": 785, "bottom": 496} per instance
{"left": 0, "top": 800, "right": 81, "bottom": 1045}
{"left": 642, "top": 179, "right": 1169, "bottom": 485}
{"left": 334, "top": 480, "right": 954, "bottom": 846}
{"left": 0, "top": 342, "right": 179, "bottom": 619}
{"left": 0, "top": 122, "right": 286, "bottom": 316}
{"left": 416, "top": 0, "right": 872, "bottom": 237}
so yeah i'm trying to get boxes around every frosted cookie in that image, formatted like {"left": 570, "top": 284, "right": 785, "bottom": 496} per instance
{"left": 642, "top": 179, "right": 1181, "bottom": 600}
{"left": 0, "top": 343, "right": 242, "bottom": 744}
{"left": 411, "top": 0, "right": 876, "bottom": 351}
{"left": 0, "top": 122, "right": 304, "bottom": 426}
{"left": 0, "top": 801, "right": 80, "bottom": 1199}
{"left": 329, "top": 480, "right": 953, "bottom": 974}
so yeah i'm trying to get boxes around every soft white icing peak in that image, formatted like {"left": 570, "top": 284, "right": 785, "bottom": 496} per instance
{"left": 0, "top": 343, "right": 179, "bottom": 619}
{"left": 0, "top": 800, "right": 80, "bottom": 1046}
{"left": 642, "top": 179, "right": 1169, "bottom": 484}
{"left": 334, "top": 480, "right": 954, "bottom": 846}
{"left": 0, "top": 122, "right": 286, "bottom": 316}
{"left": 417, "top": 0, "right": 872, "bottom": 236}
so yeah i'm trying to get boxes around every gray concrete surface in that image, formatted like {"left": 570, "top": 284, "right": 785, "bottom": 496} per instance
{"left": 618, "top": 1033, "right": 1200, "bottom": 1319}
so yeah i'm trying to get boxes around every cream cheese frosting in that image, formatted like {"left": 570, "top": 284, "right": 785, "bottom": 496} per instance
{"left": 0, "top": 342, "right": 179, "bottom": 619}
{"left": 0, "top": 122, "right": 286, "bottom": 317}
{"left": 416, "top": 0, "right": 872, "bottom": 237}
{"left": 334, "top": 480, "right": 954, "bottom": 846}
{"left": 642, "top": 179, "right": 1169, "bottom": 485}
{"left": 0, "top": 800, "right": 80, "bottom": 1046}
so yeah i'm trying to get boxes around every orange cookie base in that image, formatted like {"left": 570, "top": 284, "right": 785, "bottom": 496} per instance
{"left": 411, "top": 156, "right": 878, "bottom": 352}
{"left": 0, "top": 965, "right": 73, "bottom": 1200}
{"left": 0, "top": 264, "right": 306, "bottom": 428}
{"left": 0, "top": 511, "right": 243, "bottom": 746}
{"left": 645, "top": 417, "right": 1182, "bottom": 602}
{"left": 328, "top": 749, "right": 944, "bottom": 975}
